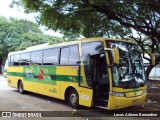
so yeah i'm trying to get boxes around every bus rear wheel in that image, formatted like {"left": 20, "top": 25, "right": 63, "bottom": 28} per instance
{"left": 68, "top": 89, "right": 79, "bottom": 109}
{"left": 18, "top": 81, "right": 25, "bottom": 94}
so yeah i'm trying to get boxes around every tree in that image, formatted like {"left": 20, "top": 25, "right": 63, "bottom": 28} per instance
{"left": 21, "top": 0, "right": 160, "bottom": 79}
{"left": 0, "top": 17, "right": 63, "bottom": 73}
{"left": 15, "top": 32, "right": 63, "bottom": 50}
{"left": 0, "top": 17, "right": 11, "bottom": 72}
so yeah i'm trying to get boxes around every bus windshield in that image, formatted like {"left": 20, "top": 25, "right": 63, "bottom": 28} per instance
{"left": 106, "top": 41, "right": 146, "bottom": 89}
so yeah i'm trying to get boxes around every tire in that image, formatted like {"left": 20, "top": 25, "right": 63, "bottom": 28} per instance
{"left": 18, "top": 81, "right": 25, "bottom": 94}
{"left": 68, "top": 89, "right": 79, "bottom": 109}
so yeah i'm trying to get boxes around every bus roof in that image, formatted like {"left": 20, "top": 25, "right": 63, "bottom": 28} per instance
{"left": 8, "top": 37, "right": 137, "bottom": 56}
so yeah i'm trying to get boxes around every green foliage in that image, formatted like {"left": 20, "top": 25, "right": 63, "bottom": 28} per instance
{"left": 0, "top": 17, "right": 63, "bottom": 64}
{"left": 16, "top": 32, "right": 63, "bottom": 50}
{"left": 0, "top": 17, "right": 12, "bottom": 57}
{"left": 20, "top": 0, "right": 160, "bottom": 78}
{"left": 21, "top": 1, "right": 159, "bottom": 48}
{"left": 21, "top": 0, "right": 160, "bottom": 61}
{"left": 21, "top": 0, "right": 134, "bottom": 40}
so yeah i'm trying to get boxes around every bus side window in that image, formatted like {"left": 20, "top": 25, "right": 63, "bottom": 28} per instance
{"left": 21, "top": 53, "right": 31, "bottom": 65}
{"left": 31, "top": 51, "right": 43, "bottom": 65}
{"left": 43, "top": 48, "right": 59, "bottom": 65}
{"left": 60, "top": 47, "right": 69, "bottom": 65}
{"left": 14, "top": 54, "right": 20, "bottom": 66}
{"left": 82, "top": 41, "right": 104, "bottom": 87}
{"left": 10, "top": 56, "right": 14, "bottom": 66}
{"left": 69, "top": 45, "right": 80, "bottom": 65}
{"left": 82, "top": 41, "right": 104, "bottom": 55}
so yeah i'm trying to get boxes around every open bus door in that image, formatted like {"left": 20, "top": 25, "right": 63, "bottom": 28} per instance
{"left": 79, "top": 53, "right": 110, "bottom": 109}
{"left": 78, "top": 54, "right": 94, "bottom": 107}
{"left": 90, "top": 54, "right": 110, "bottom": 108}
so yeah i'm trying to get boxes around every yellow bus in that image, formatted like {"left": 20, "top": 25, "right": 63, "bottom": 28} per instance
{"left": 6, "top": 37, "right": 155, "bottom": 110}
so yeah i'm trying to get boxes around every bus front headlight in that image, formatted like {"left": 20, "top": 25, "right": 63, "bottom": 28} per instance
{"left": 109, "top": 91, "right": 125, "bottom": 97}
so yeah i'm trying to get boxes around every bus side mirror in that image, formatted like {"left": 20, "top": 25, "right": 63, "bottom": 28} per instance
{"left": 143, "top": 53, "right": 155, "bottom": 66}
{"left": 104, "top": 48, "right": 120, "bottom": 65}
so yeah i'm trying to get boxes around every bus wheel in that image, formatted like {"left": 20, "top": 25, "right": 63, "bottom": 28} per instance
{"left": 68, "top": 89, "right": 79, "bottom": 109}
{"left": 18, "top": 81, "right": 25, "bottom": 94}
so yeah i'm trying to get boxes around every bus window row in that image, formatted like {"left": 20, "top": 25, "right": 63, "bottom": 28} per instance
{"left": 9, "top": 45, "right": 80, "bottom": 66}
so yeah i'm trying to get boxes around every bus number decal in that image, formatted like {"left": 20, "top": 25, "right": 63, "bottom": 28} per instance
{"left": 49, "top": 88, "right": 57, "bottom": 93}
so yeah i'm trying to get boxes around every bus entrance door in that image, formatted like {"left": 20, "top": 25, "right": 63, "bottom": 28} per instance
{"left": 91, "top": 54, "right": 109, "bottom": 109}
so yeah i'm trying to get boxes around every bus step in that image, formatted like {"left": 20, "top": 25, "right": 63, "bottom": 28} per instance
{"left": 95, "top": 106, "right": 107, "bottom": 109}
{"left": 95, "top": 98, "right": 108, "bottom": 107}
{"left": 97, "top": 93, "right": 109, "bottom": 99}
{"left": 98, "top": 99, "right": 108, "bottom": 102}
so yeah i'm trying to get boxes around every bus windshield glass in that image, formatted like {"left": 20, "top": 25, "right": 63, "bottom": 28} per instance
{"left": 106, "top": 41, "right": 146, "bottom": 88}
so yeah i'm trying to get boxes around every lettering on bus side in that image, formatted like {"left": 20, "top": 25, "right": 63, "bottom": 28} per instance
{"left": 49, "top": 88, "right": 57, "bottom": 93}
{"left": 24, "top": 65, "right": 53, "bottom": 83}
{"left": 25, "top": 68, "right": 35, "bottom": 78}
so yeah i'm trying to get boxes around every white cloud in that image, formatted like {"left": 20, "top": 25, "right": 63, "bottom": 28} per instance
{"left": 0, "top": 0, "right": 25, "bottom": 19}
{"left": 43, "top": 29, "right": 63, "bottom": 37}
{"left": 0, "top": 0, "right": 63, "bottom": 37}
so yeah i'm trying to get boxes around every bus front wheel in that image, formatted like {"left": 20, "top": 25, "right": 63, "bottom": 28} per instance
{"left": 68, "top": 89, "right": 79, "bottom": 109}
{"left": 18, "top": 81, "right": 25, "bottom": 94}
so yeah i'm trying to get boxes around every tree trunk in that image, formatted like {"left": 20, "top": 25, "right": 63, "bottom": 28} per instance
{"left": 146, "top": 66, "right": 154, "bottom": 80}
{"left": 145, "top": 56, "right": 160, "bottom": 80}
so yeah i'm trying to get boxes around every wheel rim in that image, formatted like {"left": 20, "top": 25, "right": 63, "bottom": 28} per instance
{"left": 70, "top": 93, "right": 77, "bottom": 105}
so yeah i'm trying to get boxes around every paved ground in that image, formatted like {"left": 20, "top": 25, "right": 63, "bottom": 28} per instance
{"left": 0, "top": 75, "right": 159, "bottom": 120}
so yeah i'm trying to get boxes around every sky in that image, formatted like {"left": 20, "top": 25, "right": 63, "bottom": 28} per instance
{"left": 0, "top": 0, "right": 63, "bottom": 37}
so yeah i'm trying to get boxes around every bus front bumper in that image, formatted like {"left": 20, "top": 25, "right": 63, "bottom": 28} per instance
{"left": 107, "top": 93, "right": 147, "bottom": 110}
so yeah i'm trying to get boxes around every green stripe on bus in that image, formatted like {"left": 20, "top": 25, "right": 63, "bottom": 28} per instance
{"left": 7, "top": 72, "right": 81, "bottom": 83}
{"left": 7, "top": 72, "right": 24, "bottom": 77}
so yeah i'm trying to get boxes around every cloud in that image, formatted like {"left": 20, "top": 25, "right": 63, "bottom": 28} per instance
{"left": 0, "top": 0, "right": 35, "bottom": 21}
{"left": 0, "top": 0, "right": 62, "bottom": 37}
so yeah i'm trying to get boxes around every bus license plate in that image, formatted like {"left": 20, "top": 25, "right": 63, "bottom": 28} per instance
{"left": 132, "top": 99, "right": 138, "bottom": 104}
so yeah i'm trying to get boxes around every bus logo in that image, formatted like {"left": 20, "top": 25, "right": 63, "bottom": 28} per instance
{"left": 24, "top": 64, "right": 52, "bottom": 83}
{"left": 2, "top": 112, "right": 11, "bottom": 117}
